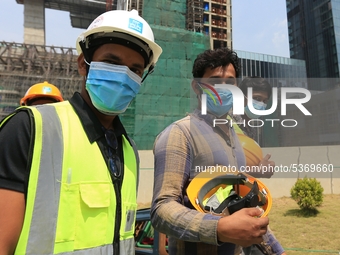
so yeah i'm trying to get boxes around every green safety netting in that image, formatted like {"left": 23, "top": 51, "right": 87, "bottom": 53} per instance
{"left": 120, "top": 1, "right": 210, "bottom": 149}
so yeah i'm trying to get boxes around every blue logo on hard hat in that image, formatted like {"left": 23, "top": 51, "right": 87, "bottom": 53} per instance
{"left": 42, "top": 87, "right": 52, "bottom": 93}
{"left": 128, "top": 18, "right": 143, "bottom": 34}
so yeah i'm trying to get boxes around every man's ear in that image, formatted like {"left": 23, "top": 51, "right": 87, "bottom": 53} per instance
{"left": 77, "top": 54, "right": 87, "bottom": 77}
{"left": 191, "top": 80, "right": 202, "bottom": 95}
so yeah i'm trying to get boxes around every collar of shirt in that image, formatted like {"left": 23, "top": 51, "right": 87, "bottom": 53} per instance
{"left": 69, "top": 92, "right": 131, "bottom": 146}
{"left": 192, "top": 108, "right": 234, "bottom": 147}
{"left": 192, "top": 108, "right": 233, "bottom": 131}
{"left": 192, "top": 108, "right": 219, "bottom": 126}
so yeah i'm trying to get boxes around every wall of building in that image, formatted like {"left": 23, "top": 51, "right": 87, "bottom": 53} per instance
{"left": 137, "top": 145, "right": 340, "bottom": 204}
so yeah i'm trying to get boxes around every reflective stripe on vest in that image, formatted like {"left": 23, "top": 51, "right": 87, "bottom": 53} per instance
{"left": 13, "top": 103, "right": 137, "bottom": 255}
{"left": 29, "top": 105, "right": 63, "bottom": 253}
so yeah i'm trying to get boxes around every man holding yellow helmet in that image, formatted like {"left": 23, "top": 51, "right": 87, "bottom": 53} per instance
{"left": 151, "top": 48, "right": 285, "bottom": 255}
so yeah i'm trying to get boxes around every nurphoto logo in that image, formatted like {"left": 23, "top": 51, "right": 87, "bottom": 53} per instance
{"left": 201, "top": 84, "right": 312, "bottom": 128}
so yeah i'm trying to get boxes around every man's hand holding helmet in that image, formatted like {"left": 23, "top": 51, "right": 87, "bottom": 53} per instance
{"left": 217, "top": 207, "right": 269, "bottom": 247}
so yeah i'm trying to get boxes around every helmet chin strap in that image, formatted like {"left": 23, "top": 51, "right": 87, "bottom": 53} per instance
{"left": 141, "top": 65, "right": 154, "bottom": 83}
{"left": 81, "top": 52, "right": 92, "bottom": 76}
{"left": 84, "top": 58, "right": 91, "bottom": 66}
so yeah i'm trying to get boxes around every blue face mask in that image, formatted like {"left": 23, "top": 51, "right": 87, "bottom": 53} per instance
{"left": 205, "top": 87, "right": 233, "bottom": 117}
{"left": 86, "top": 62, "right": 141, "bottom": 115}
{"left": 244, "top": 99, "right": 267, "bottom": 119}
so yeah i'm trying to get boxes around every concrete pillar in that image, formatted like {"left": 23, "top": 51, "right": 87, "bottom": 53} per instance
{"left": 24, "top": 0, "right": 45, "bottom": 45}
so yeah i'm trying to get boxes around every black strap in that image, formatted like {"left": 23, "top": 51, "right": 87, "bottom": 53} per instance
{"left": 254, "top": 243, "right": 271, "bottom": 255}
{"left": 197, "top": 174, "right": 246, "bottom": 211}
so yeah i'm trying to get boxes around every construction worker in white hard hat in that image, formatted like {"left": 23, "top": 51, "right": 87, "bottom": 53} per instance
{"left": 20, "top": 81, "right": 64, "bottom": 106}
{"left": 0, "top": 9, "right": 162, "bottom": 255}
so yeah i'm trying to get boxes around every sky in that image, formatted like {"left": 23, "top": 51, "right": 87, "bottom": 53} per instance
{"left": 0, "top": 0, "right": 290, "bottom": 58}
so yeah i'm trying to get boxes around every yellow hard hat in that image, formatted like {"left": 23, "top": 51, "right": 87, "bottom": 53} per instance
{"left": 237, "top": 133, "right": 263, "bottom": 166}
{"left": 186, "top": 169, "right": 272, "bottom": 217}
{"left": 21, "top": 81, "right": 63, "bottom": 106}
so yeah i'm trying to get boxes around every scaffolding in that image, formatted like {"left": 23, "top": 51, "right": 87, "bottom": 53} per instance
{"left": 116, "top": 0, "right": 144, "bottom": 15}
{"left": 0, "top": 41, "right": 82, "bottom": 111}
{"left": 187, "top": 0, "right": 204, "bottom": 33}
{"left": 186, "top": 0, "right": 231, "bottom": 49}
{"left": 130, "top": 0, "right": 144, "bottom": 16}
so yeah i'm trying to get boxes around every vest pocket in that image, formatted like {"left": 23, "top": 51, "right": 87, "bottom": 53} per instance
{"left": 55, "top": 182, "right": 113, "bottom": 251}
{"left": 76, "top": 183, "right": 112, "bottom": 248}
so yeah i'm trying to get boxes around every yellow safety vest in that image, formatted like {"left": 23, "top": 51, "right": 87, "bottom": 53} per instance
{"left": 227, "top": 115, "right": 244, "bottom": 134}
{"left": 5, "top": 102, "right": 138, "bottom": 255}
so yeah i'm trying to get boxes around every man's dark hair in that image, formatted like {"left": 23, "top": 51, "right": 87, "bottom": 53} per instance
{"left": 192, "top": 48, "right": 240, "bottom": 78}
{"left": 239, "top": 76, "right": 272, "bottom": 98}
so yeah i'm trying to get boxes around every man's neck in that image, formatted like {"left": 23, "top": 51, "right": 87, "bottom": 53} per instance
{"left": 80, "top": 89, "right": 116, "bottom": 130}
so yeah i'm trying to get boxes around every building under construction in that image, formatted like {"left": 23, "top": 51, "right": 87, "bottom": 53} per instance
{"left": 2, "top": 0, "right": 228, "bottom": 149}
{"left": 1, "top": 0, "right": 332, "bottom": 149}
{"left": 187, "top": 0, "right": 231, "bottom": 49}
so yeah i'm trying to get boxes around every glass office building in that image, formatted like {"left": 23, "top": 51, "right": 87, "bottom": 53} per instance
{"left": 286, "top": 0, "right": 340, "bottom": 90}
{"left": 236, "top": 50, "right": 307, "bottom": 85}
{"left": 285, "top": 1, "right": 340, "bottom": 146}
{"left": 235, "top": 50, "right": 340, "bottom": 147}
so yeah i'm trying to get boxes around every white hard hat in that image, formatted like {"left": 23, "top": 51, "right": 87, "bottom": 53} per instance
{"left": 76, "top": 9, "right": 162, "bottom": 71}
